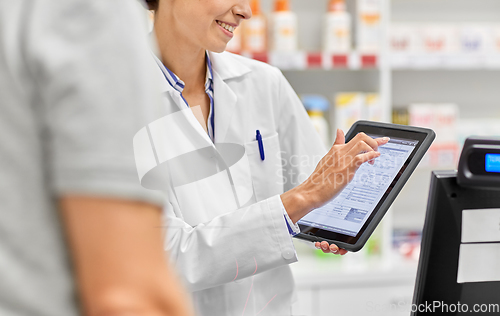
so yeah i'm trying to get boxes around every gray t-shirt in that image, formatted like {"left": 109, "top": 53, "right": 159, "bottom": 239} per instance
{"left": 0, "top": 1, "right": 164, "bottom": 315}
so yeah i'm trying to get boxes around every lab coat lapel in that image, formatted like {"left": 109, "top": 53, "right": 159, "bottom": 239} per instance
{"left": 209, "top": 52, "right": 251, "bottom": 144}
{"left": 212, "top": 71, "right": 237, "bottom": 144}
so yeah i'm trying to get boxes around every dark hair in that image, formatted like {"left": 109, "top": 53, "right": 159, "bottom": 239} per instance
{"left": 145, "top": 0, "right": 158, "bottom": 10}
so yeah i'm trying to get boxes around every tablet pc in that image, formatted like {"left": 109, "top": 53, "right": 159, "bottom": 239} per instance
{"left": 295, "top": 120, "right": 435, "bottom": 252}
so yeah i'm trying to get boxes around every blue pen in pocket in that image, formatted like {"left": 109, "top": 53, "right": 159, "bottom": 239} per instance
{"left": 256, "top": 130, "right": 265, "bottom": 161}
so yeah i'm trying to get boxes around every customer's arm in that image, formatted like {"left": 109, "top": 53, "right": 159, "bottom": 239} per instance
{"left": 29, "top": 1, "right": 193, "bottom": 314}
{"left": 60, "top": 196, "right": 192, "bottom": 316}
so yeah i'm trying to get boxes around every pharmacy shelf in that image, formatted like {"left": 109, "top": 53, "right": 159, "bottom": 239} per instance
{"left": 242, "top": 51, "right": 500, "bottom": 70}
{"left": 242, "top": 51, "right": 379, "bottom": 70}
{"left": 390, "top": 53, "right": 500, "bottom": 70}
{"left": 243, "top": 52, "right": 500, "bottom": 71}
{"left": 251, "top": 0, "right": 500, "bottom": 230}
{"left": 257, "top": 0, "right": 393, "bottom": 121}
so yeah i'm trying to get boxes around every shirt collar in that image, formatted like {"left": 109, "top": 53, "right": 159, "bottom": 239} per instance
{"left": 153, "top": 51, "right": 213, "bottom": 94}
{"left": 205, "top": 53, "right": 214, "bottom": 92}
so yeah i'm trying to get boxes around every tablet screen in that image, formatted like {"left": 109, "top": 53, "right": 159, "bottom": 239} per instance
{"left": 298, "top": 135, "right": 419, "bottom": 237}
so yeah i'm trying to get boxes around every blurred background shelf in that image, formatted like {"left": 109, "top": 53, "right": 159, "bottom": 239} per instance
{"left": 391, "top": 54, "right": 500, "bottom": 69}
{"left": 242, "top": 51, "right": 379, "bottom": 69}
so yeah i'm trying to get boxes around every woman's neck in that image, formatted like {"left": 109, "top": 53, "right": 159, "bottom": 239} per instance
{"left": 154, "top": 23, "right": 206, "bottom": 95}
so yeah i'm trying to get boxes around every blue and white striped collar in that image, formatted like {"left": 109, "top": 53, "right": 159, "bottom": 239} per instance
{"left": 204, "top": 54, "right": 214, "bottom": 93}
{"left": 153, "top": 52, "right": 213, "bottom": 94}
{"left": 152, "top": 51, "right": 216, "bottom": 141}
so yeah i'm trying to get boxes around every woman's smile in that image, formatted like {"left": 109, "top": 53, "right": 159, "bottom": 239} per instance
{"left": 216, "top": 20, "right": 236, "bottom": 38}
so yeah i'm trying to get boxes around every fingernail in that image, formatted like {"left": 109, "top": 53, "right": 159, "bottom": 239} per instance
{"left": 331, "top": 248, "right": 338, "bottom": 254}
{"left": 383, "top": 137, "right": 390, "bottom": 142}
{"left": 315, "top": 244, "right": 320, "bottom": 249}
{"left": 322, "top": 245, "right": 328, "bottom": 250}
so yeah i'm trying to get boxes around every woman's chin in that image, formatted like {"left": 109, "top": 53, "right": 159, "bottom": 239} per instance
{"left": 206, "top": 40, "right": 231, "bottom": 53}
{"left": 211, "top": 46, "right": 227, "bottom": 54}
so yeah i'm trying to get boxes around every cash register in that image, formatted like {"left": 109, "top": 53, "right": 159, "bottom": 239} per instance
{"left": 412, "top": 137, "right": 500, "bottom": 315}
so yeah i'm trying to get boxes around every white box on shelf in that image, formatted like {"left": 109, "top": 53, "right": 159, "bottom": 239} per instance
{"left": 409, "top": 103, "right": 459, "bottom": 167}
{"left": 458, "top": 24, "right": 490, "bottom": 54}
{"left": 408, "top": 103, "right": 434, "bottom": 128}
{"left": 444, "top": 24, "right": 491, "bottom": 68}
{"left": 420, "top": 24, "right": 458, "bottom": 54}
{"left": 389, "top": 23, "right": 419, "bottom": 68}
{"left": 414, "top": 24, "right": 458, "bottom": 69}
{"left": 390, "top": 23, "right": 419, "bottom": 54}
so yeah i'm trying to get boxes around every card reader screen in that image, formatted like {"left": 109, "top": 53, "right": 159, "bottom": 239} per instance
{"left": 485, "top": 154, "right": 500, "bottom": 173}
{"left": 298, "top": 135, "right": 419, "bottom": 237}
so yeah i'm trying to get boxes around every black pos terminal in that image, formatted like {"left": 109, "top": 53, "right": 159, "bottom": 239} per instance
{"left": 412, "top": 137, "right": 500, "bottom": 315}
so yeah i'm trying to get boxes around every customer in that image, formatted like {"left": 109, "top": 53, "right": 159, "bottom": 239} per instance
{"left": 0, "top": 1, "right": 192, "bottom": 315}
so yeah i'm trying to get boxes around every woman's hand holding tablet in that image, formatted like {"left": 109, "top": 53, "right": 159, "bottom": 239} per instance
{"left": 291, "top": 121, "right": 435, "bottom": 252}
{"left": 280, "top": 128, "right": 390, "bottom": 254}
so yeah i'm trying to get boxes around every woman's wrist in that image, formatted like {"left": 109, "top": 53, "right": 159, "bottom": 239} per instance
{"left": 280, "top": 184, "right": 316, "bottom": 224}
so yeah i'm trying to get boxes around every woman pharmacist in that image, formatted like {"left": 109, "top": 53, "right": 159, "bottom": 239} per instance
{"left": 142, "top": 0, "right": 387, "bottom": 314}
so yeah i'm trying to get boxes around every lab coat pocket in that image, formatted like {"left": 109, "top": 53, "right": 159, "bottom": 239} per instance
{"left": 244, "top": 133, "right": 284, "bottom": 201}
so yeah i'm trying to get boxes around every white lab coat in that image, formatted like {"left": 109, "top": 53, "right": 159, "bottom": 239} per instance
{"left": 154, "top": 51, "right": 327, "bottom": 316}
